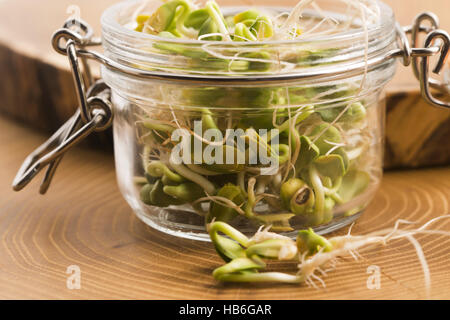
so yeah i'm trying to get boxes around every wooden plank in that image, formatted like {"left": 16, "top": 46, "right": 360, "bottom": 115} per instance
{"left": 0, "top": 0, "right": 449, "bottom": 168}
{"left": 385, "top": 92, "right": 450, "bottom": 169}
{"left": 0, "top": 115, "right": 449, "bottom": 299}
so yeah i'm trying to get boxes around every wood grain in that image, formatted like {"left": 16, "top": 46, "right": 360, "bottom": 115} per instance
{"left": 384, "top": 92, "right": 450, "bottom": 169}
{"left": 0, "top": 0, "right": 106, "bottom": 131}
{"left": 0, "top": 0, "right": 449, "bottom": 168}
{"left": 0, "top": 116, "right": 449, "bottom": 300}
{"left": 0, "top": 0, "right": 112, "bottom": 148}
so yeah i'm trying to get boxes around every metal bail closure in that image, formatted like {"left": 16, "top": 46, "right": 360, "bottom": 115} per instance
{"left": 404, "top": 12, "right": 450, "bottom": 109}
{"left": 418, "top": 29, "right": 450, "bottom": 109}
{"left": 12, "top": 19, "right": 112, "bottom": 194}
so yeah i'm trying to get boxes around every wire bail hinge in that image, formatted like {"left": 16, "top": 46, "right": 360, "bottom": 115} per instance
{"left": 12, "top": 19, "right": 113, "bottom": 194}
{"left": 398, "top": 12, "right": 450, "bottom": 109}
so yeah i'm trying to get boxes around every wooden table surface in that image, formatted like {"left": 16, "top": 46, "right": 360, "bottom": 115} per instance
{"left": 0, "top": 116, "right": 449, "bottom": 300}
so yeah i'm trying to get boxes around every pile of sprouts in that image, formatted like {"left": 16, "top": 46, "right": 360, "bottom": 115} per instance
{"left": 133, "top": 0, "right": 381, "bottom": 231}
{"left": 131, "top": 0, "right": 381, "bottom": 41}
{"left": 208, "top": 215, "right": 450, "bottom": 296}
{"left": 127, "top": 0, "right": 382, "bottom": 76}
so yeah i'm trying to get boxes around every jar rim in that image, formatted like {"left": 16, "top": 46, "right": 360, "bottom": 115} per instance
{"left": 101, "top": 0, "right": 395, "bottom": 46}
{"left": 100, "top": 0, "right": 398, "bottom": 81}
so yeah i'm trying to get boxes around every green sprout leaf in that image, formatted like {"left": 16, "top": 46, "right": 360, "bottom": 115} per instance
{"left": 318, "top": 102, "right": 367, "bottom": 123}
{"left": 213, "top": 257, "right": 265, "bottom": 280}
{"left": 314, "top": 154, "right": 346, "bottom": 181}
{"left": 338, "top": 170, "right": 370, "bottom": 203}
{"left": 199, "top": 17, "right": 221, "bottom": 41}
{"left": 207, "top": 184, "right": 245, "bottom": 223}
{"left": 163, "top": 182, "right": 205, "bottom": 202}
{"left": 147, "top": 161, "right": 185, "bottom": 183}
{"left": 295, "top": 135, "right": 320, "bottom": 171}
{"left": 297, "top": 228, "right": 333, "bottom": 256}
{"left": 252, "top": 16, "right": 274, "bottom": 39}
{"left": 150, "top": 180, "right": 183, "bottom": 207}
{"left": 184, "top": 8, "right": 210, "bottom": 29}
{"left": 146, "top": 0, "right": 183, "bottom": 33}
{"left": 233, "top": 10, "right": 260, "bottom": 24}
{"left": 208, "top": 221, "right": 250, "bottom": 262}
{"left": 140, "top": 184, "right": 154, "bottom": 205}
{"left": 310, "top": 123, "right": 342, "bottom": 155}
{"left": 234, "top": 22, "right": 257, "bottom": 41}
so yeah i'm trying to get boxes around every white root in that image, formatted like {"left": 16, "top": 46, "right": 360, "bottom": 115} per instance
{"left": 404, "top": 234, "right": 431, "bottom": 299}
{"left": 279, "top": 0, "right": 316, "bottom": 36}
{"left": 249, "top": 225, "right": 293, "bottom": 244}
{"left": 295, "top": 215, "right": 450, "bottom": 297}
{"left": 193, "top": 194, "right": 247, "bottom": 216}
{"left": 239, "top": 215, "right": 449, "bottom": 297}
{"left": 200, "top": 44, "right": 296, "bottom": 72}
{"left": 169, "top": 154, "right": 217, "bottom": 194}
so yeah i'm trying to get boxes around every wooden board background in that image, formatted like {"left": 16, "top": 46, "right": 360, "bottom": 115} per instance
{"left": 0, "top": 115, "right": 449, "bottom": 299}
{"left": 0, "top": 0, "right": 449, "bottom": 168}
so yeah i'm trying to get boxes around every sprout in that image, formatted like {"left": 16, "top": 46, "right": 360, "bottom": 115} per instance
{"left": 280, "top": 178, "right": 307, "bottom": 209}
{"left": 314, "top": 154, "right": 346, "bottom": 181}
{"left": 338, "top": 170, "right": 370, "bottom": 203}
{"left": 246, "top": 239, "right": 298, "bottom": 260}
{"left": 150, "top": 180, "right": 184, "bottom": 207}
{"left": 147, "top": 161, "right": 185, "bottom": 183}
{"left": 341, "top": 102, "right": 367, "bottom": 123}
{"left": 254, "top": 214, "right": 296, "bottom": 232}
{"left": 233, "top": 10, "right": 260, "bottom": 24}
{"left": 207, "top": 184, "right": 245, "bottom": 223}
{"left": 212, "top": 257, "right": 265, "bottom": 281}
{"left": 310, "top": 123, "right": 343, "bottom": 155}
{"left": 163, "top": 182, "right": 205, "bottom": 202}
{"left": 295, "top": 135, "right": 319, "bottom": 171}
{"left": 277, "top": 144, "right": 291, "bottom": 165}
{"left": 140, "top": 184, "right": 154, "bottom": 205}
{"left": 198, "top": 18, "right": 222, "bottom": 41}
{"left": 318, "top": 102, "right": 367, "bottom": 124}
{"left": 204, "top": 1, "right": 231, "bottom": 41}
{"left": 290, "top": 185, "right": 315, "bottom": 215}
{"left": 135, "top": 15, "right": 150, "bottom": 32}
{"left": 297, "top": 228, "right": 333, "bottom": 256}
{"left": 252, "top": 16, "right": 274, "bottom": 39}
{"left": 140, "top": 0, "right": 197, "bottom": 37}
{"left": 184, "top": 8, "right": 210, "bottom": 29}
{"left": 208, "top": 221, "right": 250, "bottom": 262}
{"left": 232, "top": 10, "right": 274, "bottom": 41}
{"left": 234, "top": 22, "right": 257, "bottom": 41}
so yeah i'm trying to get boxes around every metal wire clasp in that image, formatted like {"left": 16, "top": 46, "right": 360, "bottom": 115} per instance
{"left": 399, "top": 12, "right": 450, "bottom": 109}
{"left": 12, "top": 19, "right": 112, "bottom": 194}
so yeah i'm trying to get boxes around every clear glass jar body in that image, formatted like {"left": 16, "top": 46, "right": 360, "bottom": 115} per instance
{"left": 101, "top": 0, "right": 397, "bottom": 240}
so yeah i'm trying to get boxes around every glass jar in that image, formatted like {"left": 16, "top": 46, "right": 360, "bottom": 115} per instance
{"left": 12, "top": 0, "right": 450, "bottom": 241}
{"left": 101, "top": 0, "right": 395, "bottom": 240}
